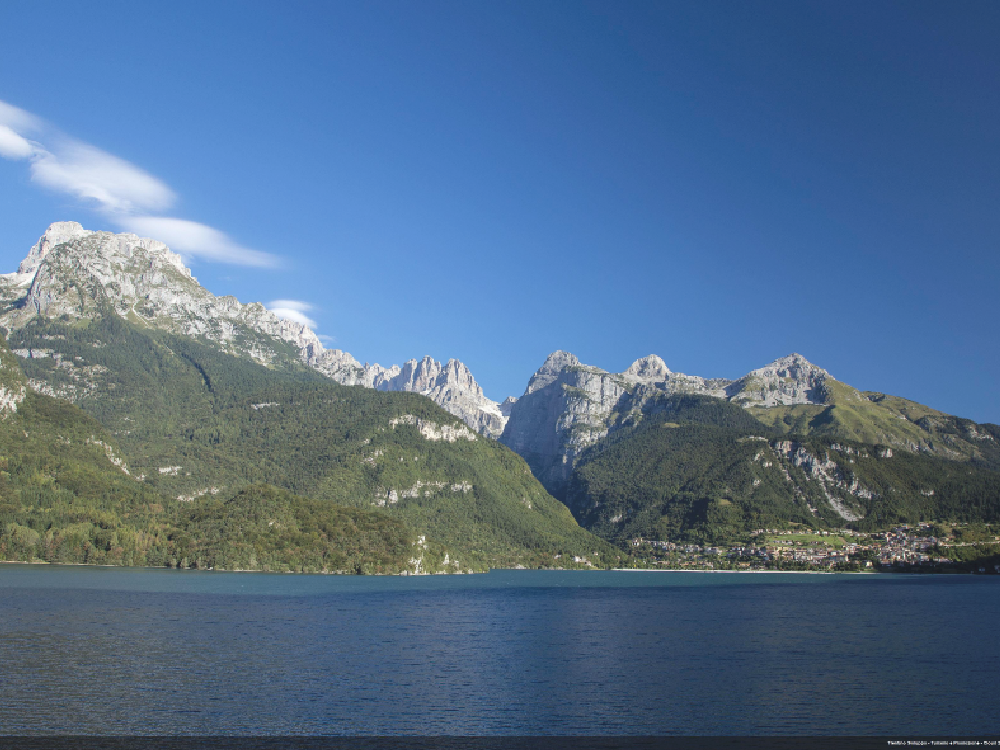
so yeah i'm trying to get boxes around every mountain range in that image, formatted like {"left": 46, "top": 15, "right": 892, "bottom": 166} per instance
{"left": 2, "top": 222, "right": 998, "bottom": 569}
{"left": 498, "top": 350, "right": 1000, "bottom": 501}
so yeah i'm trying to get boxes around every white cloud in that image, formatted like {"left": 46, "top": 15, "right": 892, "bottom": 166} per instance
{"left": 316, "top": 334, "right": 336, "bottom": 344}
{"left": 267, "top": 299, "right": 318, "bottom": 329}
{"left": 31, "top": 141, "right": 175, "bottom": 214}
{"left": 0, "top": 100, "right": 42, "bottom": 132}
{"left": 0, "top": 125, "right": 35, "bottom": 159}
{"left": 121, "top": 216, "right": 280, "bottom": 269}
{"left": 0, "top": 97, "right": 280, "bottom": 269}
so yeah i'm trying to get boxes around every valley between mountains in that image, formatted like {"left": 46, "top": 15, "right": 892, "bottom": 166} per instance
{"left": 1, "top": 223, "right": 999, "bottom": 573}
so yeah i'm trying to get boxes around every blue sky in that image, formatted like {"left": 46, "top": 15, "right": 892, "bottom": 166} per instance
{"left": 1, "top": 1, "right": 998, "bottom": 421}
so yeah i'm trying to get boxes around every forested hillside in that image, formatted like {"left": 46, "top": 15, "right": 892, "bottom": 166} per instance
{"left": 0, "top": 390, "right": 420, "bottom": 572}
{"left": 6, "top": 314, "right": 613, "bottom": 570}
{"left": 565, "top": 395, "right": 1000, "bottom": 546}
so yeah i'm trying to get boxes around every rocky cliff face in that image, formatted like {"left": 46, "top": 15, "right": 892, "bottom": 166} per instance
{"left": 2, "top": 223, "right": 505, "bottom": 436}
{"left": 307, "top": 348, "right": 507, "bottom": 437}
{"left": 499, "top": 350, "right": 834, "bottom": 498}
{"left": 1, "top": 222, "right": 322, "bottom": 364}
{"left": 726, "top": 353, "right": 830, "bottom": 406}
{"left": 0, "top": 334, "right": 27, "bottom": 417}
{"left": 500, "top": 351, "right": 632, "bottom": 494}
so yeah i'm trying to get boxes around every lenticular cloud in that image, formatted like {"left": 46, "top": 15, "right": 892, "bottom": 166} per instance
{"left": 0, "top": 97, "right": 278, "bottom": 270}
{"left": 0, "top": 124, "right": 35, "bottom": 159}
{"left": 31, "top": 141, "right": 176, "bottom": 215}
{"left": 122, "top": 216, "right": 280, "bottom": 269}
{"left": 266, "top": 300, "right": 318, "bottom": 329}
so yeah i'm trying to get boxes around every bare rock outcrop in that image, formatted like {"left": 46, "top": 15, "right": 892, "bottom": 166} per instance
{"left": 2, "top": 223, "right": 505, "bottom": 436}
{"left": 726, "top": 353, "right": 832, "bottom": 406}
{"left": 500, "top": 350, "right": 834, "bottom": 498}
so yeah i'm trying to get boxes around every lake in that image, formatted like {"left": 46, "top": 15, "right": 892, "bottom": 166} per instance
{"left": 0, "top": 565, "right": 997, "bottom": 736}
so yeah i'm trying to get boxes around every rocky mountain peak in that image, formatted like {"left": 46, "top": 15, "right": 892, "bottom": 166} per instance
{"left": 727, "top": 353, "right": 832, "bottom": 407}
{"left": 752, "top": 353, "right": 831, "bottom": 381}
{"left": 623, "top": 354, "right": 671, "bottom": 383}
{"left": 500, "top": 349, "right": 839, "bottom": 498}
{"left": 2, "top": 222, "right": 507, "bottom": 438}
{"left": 1, "top": 224, "right": 315, "bottom": 360}
{"left": 525, "top": 350, "right": 580, "bottom": 395}
{"left": 315, "top": 351, "right": 508, "bottom": 438}
{"left": 16, "top": 221, "right": 94, "bottom": 278}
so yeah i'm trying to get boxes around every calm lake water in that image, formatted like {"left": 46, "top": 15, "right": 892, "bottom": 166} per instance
{"left": 0, "top": 565, "right": 997, "bottom": 736}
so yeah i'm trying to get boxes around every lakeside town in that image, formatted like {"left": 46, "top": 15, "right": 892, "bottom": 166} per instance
{"left": 627, "top": 523, "right": 1000, "bottom": 573}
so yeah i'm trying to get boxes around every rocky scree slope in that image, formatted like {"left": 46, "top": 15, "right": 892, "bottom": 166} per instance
{"left": 500, "top": 351, "right": 1000, "bottom": 499}
{"left": 0, "top": 223, "right": 506, "bottom": 437}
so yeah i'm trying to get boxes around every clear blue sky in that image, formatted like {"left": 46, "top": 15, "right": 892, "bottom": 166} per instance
{"left": 1, "top": 1, "right": 998, "bottom": 422}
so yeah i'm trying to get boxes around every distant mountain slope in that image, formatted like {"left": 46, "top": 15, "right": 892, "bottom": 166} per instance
{"left": 6, "top": 314, "right": 611, "bottom": 570}
{"left": 501, "top": 350, "right": 1000, "bottom": 498}
{"left": 0, "top": 222, "right": 506, "bottom": 435}
{"left": 748, "top": 381, "right": 1000, "bottom": 467}
{"left": 0, "top": 335, "right": 422, "bottom": 572}
{"left": 564, "top": 395, "right": 1000, "bottom": 546}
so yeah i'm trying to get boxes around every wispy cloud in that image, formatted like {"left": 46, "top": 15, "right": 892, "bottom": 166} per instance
{"left": 0, "top": 100, "right": 41, "bottom": 132}
{"left": 267, "top": 299, "right": 318, "bottom": 329}
{"left": 123, "top": 217, "right": 279, "bottom": 269}
{"left": 0, "top": 124, "right": 34, "bottom": 159}
{"left": 31, "top": 141, "right": 176, "bottom": 214}
{"left": 0, "top": 101, "right": 42, "bottom": 160}
{"left": 0, "top": 97, "right": 278, "bottom": 269}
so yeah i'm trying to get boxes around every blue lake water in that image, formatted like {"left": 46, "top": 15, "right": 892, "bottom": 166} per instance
{"left": 0, "top": 565, "right": 997, "bottom": 735}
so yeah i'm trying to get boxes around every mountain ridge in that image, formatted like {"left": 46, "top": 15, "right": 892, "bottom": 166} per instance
{"left": 1, "top": 222, "right": 507, "bottom": 435}
{"left": 5, "top": 222, "right": 997, "bottom": 506}
{"left": 500, "top": 349, "right": 999, "bottom": 499}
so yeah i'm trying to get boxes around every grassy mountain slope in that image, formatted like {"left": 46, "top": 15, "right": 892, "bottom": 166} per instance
{"left": 566, "top": 395, "right": 1000, "bottom": 546}
{"left": 748, "top": 380, "right": 1000, "bottom": 467}
{"left": 7, "top": 314, "right": 612, "bottom": 570}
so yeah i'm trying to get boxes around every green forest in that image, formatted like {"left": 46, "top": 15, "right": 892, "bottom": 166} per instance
{"left": 0, "top": 385, "right": 424, "bottom": 572}
{"left": 2, "top": 315, "right": 614, "bottom": 571}
{"left": 566, "top": 395, "right": 1000, "bottom": 546}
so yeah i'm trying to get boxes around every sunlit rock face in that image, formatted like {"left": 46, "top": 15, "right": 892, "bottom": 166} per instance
{"left": 1, "top": 223, "right": 505, "bottom": 435}
{"left": 725, "top": 353, "right": 832, "bottom": 407}
{"left": 308, "top": 349, "right": 507, "bottom": 438}
{"left": 2, "top": 223, "right": 839, "bottom": 448}
{"left": 500, "top": 350, "right": 833, "bottom": 498}
{"left": 0, "top": 336, "right": 27, "bottom": 417}
{"left": 1, "top": 223, "right": 322, "bottom": 366}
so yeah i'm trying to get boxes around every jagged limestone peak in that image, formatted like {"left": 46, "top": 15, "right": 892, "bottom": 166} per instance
{"left": 524, "top": 350, "right": 581, "bottom": 395}
{"left": 499, "top": 396, "right": 518, "bottom": 417}
{"left": 622, "top": 354, "right": 671, "bottom": 383}
{"left": 500, "top": 350, "right": 838, "bottom": 498}
{"left": 2, "top": 222, "right": 506, "bottom": 438}
{"left": 15, "top": 221, "right": 94, "bottom": 277}
{"left": 305, "top": 346, "right": 507, "bottom": 437}
{"left": 728, "top": 353, "right": 832, "bottom": 406}
{"left": 0, "top": 224, "right": 321, "bottom": 363}
{"left": 750, "top": 353, "right": 832, "bottom": 382}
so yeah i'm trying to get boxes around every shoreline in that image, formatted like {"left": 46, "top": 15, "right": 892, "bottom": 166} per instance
{"left": 0, "top": 560, "right": 492, "bottom": 576}
{"left": 611, "top": 568, "right": 849, "bottom": 574}
{"left": 1, "top": 560, "right": 987, "bottom": 577}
